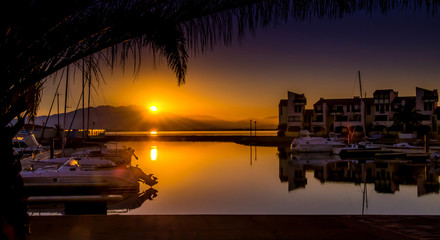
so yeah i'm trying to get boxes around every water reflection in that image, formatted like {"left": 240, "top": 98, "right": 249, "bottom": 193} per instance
{"left": 278, "top": 147, "right": 440, "bottom": 197}
{"left": 249, "top": 145, "right": 257, "bottom": 166}
{"left": 28, "top": 188, "right": 158, "bottom": 215}
{"left": 150, "top": 146, "right": 158, "bottom": 161}
{"left": 47, "top": 141, "right": 438, "bottom": 215}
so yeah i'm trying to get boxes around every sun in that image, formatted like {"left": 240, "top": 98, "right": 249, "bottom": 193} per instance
{"left": 150, "top": 105, "right": 158, "bottom": 112}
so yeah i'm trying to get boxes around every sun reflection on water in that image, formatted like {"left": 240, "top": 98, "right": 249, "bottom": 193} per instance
{"left": 150, "top": 146, "right": 157, "bottom": 161}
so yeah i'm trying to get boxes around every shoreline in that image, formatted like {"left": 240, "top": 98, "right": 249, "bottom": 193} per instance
{"left": 93, "top": 135, "right": 294, "bottom": 147}
{"left": 29, "top": 215, "right": 440, "bottom": 240}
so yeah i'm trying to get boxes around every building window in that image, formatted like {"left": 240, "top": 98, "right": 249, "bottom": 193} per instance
{"left": 335, "top": 116, "right": 348, "bottom": 122}
{"left": 424, "top": 102, "right": 433, "bottom": 111}
{"left": 385, "top": 104, "right": 389, "bottom": 112}
{"left": 279, "top": 106, "right": 284, "bottom": 115}
{"left": 314, "top": 105, "right": 323, "bottom": 113}
{"left": 375, "top": 115, "right": 388, "bottom": 121}
{"left": 352, "top": 105, "right": 360, "bottom": 112}
{"left": 346, "top": 105, "right": 350, "bottom": 112}
{"left": 294, "top": 105, "right": 302, "bottom": 113}
{"left": 380, "top": 105, "right": 385, "bottom": 113}
{"left": 288, "top": 116, "right": 301, "bottom": 122}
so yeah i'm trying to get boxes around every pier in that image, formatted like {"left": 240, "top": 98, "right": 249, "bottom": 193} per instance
{"left": 102, "top": 135, "right": 294, "bottom": 147}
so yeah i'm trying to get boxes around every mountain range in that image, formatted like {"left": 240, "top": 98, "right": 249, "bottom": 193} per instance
{"left": 34, "top": 105, "right": 277, "bottom": 131}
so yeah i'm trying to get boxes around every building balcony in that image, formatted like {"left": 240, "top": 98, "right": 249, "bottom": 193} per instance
{"left": 422, "top": 95, "right": 438, "bottom": 102}
{"left": 329, "top": 110, "right": 344, "bottom": 114}
{"left": 373, "top": 121, "right": 393, "bottom": 127}
{"left": 334, "top": 121, "right": 362, "bottom": 128}
{"left": 311, "top": 122, "right": 326, "bottom": 127}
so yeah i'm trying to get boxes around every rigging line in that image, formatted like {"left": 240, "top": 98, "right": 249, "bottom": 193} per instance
{"left": 37, "top": 76, "right": 63, "bottom": 146}
{"left": 67, "top": 86, "right": 85, "bottom": 141}
{"left": 351, "top": 72, "right": 358, "bottom": 97}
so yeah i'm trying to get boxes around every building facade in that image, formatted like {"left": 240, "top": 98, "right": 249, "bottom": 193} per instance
{"left": 279, "top": 87, "right": 439, "bottom": 138}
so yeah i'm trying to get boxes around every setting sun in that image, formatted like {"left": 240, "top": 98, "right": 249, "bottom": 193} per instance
{"left": 150, "top": 105, "right": 158, "bottom": 112}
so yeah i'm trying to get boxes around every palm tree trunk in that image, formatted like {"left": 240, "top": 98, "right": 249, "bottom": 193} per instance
{"left": 0, "top": 125, "right": 29, "bottom": 240}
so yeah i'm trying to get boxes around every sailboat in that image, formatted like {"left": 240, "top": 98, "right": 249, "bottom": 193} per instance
{"left": 333, "top": 71, "right": 389, "bottom": 158}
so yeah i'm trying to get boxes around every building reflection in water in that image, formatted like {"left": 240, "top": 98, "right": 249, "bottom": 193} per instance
{"left": 278, "top": 147, "right": 440, "bottom": 197}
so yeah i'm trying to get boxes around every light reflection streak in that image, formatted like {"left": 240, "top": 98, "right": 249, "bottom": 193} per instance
{"left": 150, "top": 146, "right": 157, "bottom": 161}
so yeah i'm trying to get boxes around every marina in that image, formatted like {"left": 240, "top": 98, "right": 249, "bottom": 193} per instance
{"left": 22, "top": 138, "right": 440, "bottom": 216}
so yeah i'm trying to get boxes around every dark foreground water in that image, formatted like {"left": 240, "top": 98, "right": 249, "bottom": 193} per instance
{"left": 118, "top": 141, "right": 440, "bottom": 215}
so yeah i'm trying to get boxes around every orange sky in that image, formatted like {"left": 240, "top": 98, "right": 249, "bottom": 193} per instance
{"left": 38, "top": 8, "right": 440, "bottom": 121}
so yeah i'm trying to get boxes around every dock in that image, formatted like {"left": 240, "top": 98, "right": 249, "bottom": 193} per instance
{"left": 29, "top": 215, "right": 440, "bottom": 240}
{"left": 102, "top": 135, "right": 294, "bottom": 147}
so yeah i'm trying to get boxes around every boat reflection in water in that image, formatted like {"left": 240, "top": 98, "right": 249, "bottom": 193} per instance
{"left": 22, "top": 146, "right": 158, "bottom": 215}
{"left": 278, "top": 147, "right": 440, "bottom": 197}
{"left": 28, "top": 188, "right": 158, "bottom": 215}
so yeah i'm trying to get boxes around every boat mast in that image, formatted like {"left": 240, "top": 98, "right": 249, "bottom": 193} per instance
{"left": 62, "top": 66, "right": 69, "bottom": 155}
{"left": 87, "top": 55, "right": 91, "bottom": 138}
{"left": 358, "top": 71, "right": 367, "bottom": 139}
{"left": 82, "top": 59, "right": 85, "bottom": 142}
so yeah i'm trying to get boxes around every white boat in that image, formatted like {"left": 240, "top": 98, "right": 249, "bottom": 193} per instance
{"left": 290, "top": 133, "right": 345, "bottom": 153}
{"left": 21, "top": 157, "right": 158, "bottom": 195}
{"left": 391, "top": 142, "right": 424, "bottom": 149}
{"left": 333, "top": 142, "right": 382, "bottom": 155}
{"left": 13, "top": 130, "right": 46, "bottom": 155}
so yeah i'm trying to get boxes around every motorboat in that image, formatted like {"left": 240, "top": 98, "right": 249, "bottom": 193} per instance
{"left": 333, "top": 142, "right": 388, "bottom": 158}
{"left": 21, "top": 157, "right": 158, "bottom": 195}
{"left": 27, "top": 145, "right": 137, "bottom": 169}
{"left": 391, "top": 142, "right": 424, "bottom": 149}
{"left": 13, "top": 130, "right": 46, "bottom": 155}
{"left": 291, "top": 137, "right": 345, "bottom": 153}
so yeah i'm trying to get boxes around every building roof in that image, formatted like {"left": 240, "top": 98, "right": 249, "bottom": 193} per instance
{"left": 288, "top": 91, "right": 306, "bottom": 102}
{"left": 279, "top": 99, "right": 288, "bottom": 106}
{"left": 314, "top": 97, "right": 369, "bottom": 106}
{"left": 392, "top": 96, "right": 415, "bottom": 104}
{"left": 373, "top": 89, "right": 396, "bottom": 96}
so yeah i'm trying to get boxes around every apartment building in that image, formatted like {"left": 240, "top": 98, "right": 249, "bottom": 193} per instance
{"left": 279, "top": 87, "right": 438, "bottom": 137}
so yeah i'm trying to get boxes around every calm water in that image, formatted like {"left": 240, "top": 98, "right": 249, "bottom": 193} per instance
{"left": 106, "top": 130, "right": 277, "bottom": 136}
{"left": 118, "top": 141, "right": 440, "bottom": 215}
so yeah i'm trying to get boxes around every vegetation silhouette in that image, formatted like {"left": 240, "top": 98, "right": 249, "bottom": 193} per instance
{"left": 392, "top": 101, "right": 422, "bottom": 133}
{"left": 1, "top": 0, "right": 439, "bottom": 239}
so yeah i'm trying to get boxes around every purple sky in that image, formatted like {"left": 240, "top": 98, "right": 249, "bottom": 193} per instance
{"left": 38, "top": 6, "right": 440, "bottom": 122}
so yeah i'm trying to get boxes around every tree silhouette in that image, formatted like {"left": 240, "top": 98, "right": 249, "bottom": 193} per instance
{"left": 392, "top": 101, "right": 422, "bottom": 133}
{"left": 1, "top": 0, "right": 439, "bottom": 239}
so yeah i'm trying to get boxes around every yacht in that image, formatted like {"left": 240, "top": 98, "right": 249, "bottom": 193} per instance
{"left": 333, "top": 141, "right": 386, "bottom": 158}
{"left": 21, "top": 157, "right": 158, "bottom": 195}
{"left": 13, "top": 130, "right": 46, "bottom": 155}
{"left": 290, "top": 131, "right": 345, "bottom": 153}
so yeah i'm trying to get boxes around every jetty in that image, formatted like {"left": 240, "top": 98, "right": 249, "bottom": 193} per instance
{"left": 102, "top": 135, "right": 293, "bottom": 147}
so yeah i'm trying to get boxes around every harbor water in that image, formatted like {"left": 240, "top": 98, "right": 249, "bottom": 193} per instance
{"left": 109, "top": 140, "right": 440, "bottom": 215}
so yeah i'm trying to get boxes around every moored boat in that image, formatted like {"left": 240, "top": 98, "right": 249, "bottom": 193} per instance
{"left": 21, "top": 157, "right": 158, "bottom": 196}
{"left": 333, "top": 142, "right": 389, "bottom": 158}
{"left": 290, "top": 130, "right": 345, "bottom": 153}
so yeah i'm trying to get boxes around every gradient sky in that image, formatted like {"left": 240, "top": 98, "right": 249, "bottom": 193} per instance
{"left": 38, "top": 6, "right": 440, "bottom": 122}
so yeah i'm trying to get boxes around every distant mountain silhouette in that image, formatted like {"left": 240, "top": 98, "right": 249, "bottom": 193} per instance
{"left": 34, "top": 105, "right": 277, "bottom": 131}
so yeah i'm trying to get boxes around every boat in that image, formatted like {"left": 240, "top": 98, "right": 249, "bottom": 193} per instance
{"left": 21, "top": 157, "right": 158, "bottom": 195}
{"left": 391, "top": 142, "right": 424, "bottom": 149}
{"left": 291, "top": 136, "right": 345, "bottom": 153}
{"left": 13, "top": 130, "right": 46, "bottom": 155}
{"left": 333, "top": 142, "right": 390, "bottom": 158}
